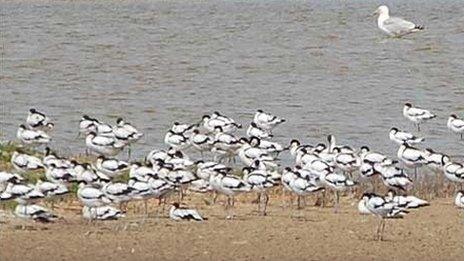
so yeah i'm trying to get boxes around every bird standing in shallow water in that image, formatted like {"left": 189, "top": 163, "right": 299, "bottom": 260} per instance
{"left": 373, "top": 5, "right": 424, "bottom": 37}
{"left": 402, "top": 103, "right": 436, "bottom": 131}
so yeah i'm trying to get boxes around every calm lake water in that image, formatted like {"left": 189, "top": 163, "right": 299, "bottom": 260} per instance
{"left": 1, "top": 0, "right": 464, "bottom": 159}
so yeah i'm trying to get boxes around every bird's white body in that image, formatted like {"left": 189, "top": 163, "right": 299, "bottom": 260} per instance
{"left": 389, "top": 128, "right": 424, "bottom": 145}
{"left": 15, "top": 204, "right": 57, "bottom": 222}
{"left": 11, "top": 152, "right": 44, "bottom": 172}
{"left": 169, "top": 204, "right": 204, "bottom": 221}
{"left": 375, "top": 5, "right": 424, "bottom": 37}
{"left": 82, "top": 206, "right": 124, "bottom": 220}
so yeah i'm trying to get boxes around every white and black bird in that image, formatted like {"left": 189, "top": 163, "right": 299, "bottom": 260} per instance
{"left": 170, "top": 122, "right": 195, "bottom": 135}
{"left": 15, "top": 204, "right": 57, "bottom": 223}
{"left": 74, "top": 163, "right": 110, "bottom": 184}
{"left": 242, "top": 167, "right": 276, "bottom": 215}
{"left": 113, "top": 118, "right": 143, "bottom": 143}
{"left": 238, "top": 138, "right": 277, "bottom": 169}
{"left": 361, "top": 193, "right": 408, "bottom": 241}
{"left": 35, "top": 180, "right": 68, "bottom": 198}
{"left": 129, "top": 162, "right": 160, "bottom": 181}
{"left": 26, "top": 108, "right": 54, "bottom": 131}
{"left": 333, "top": 147, "right": 361, "bottom": 176}
{"left": 1, "top": 182, "right": 44, "bottom": 205}
{"left": 358, "top": 147, "right": 387, "bottom": 178}
{"left": 17, "top": 124, "right": 51, "bottom": 145}
{"left": 424, "top": 148, "right": 449, "bottom": 172}
{"left": 397, "top": 144, "right": 427, "bottom": 177}
{"left": 447, "top": 114, "right": 464, "bottom": 140}
{"left": 377, "top": 161, "right": 414, "bottom": 192}
{"left": 196, "top": 161, "right": 232, "bottom": 181}
{"left": 145, "top": 149, "right": 169, "bottom": 165}
{"left": 403, "top": 103, "right": 436, "bottom": 131}
{"left": 0, "top": 172, "right": 23, "bottom": 192}
{"left": 79, "top": 115, "right": 99, "bottom": 135}
{"left": 246, "top": 122, "right": 273, "bottom": 140}
{"left": 164, "top": 130, "right": 190, "bottom": 150}
{"left": 254, "top": 137, "right": 285, "bottom": 156}
{"left": 188, "top": 179, "right": 212, "bottom": 194}
{"left": 358, "top": 194, "right": 406, "bottom": 218}
{"left": 253, "top": 109, "right": 285, "bottom": 131}
{"left": 385, "top": 190, "right": 429, "bottom": 209}
{"left": 319, "top": 170, "right": 356, "bottom": 212}
{"left": 288, "top": 139, "right": 314, "bottom": 159}
{"left": 282, "top": 167, "right": 324, "bottom": 209}
{"left": 454, "top": 191, "right": 464, "bottom": 209}
{"left": 77, "top": 182, "right": 112, "bottom": 216}
{"left": 169, "top": 203, "right": 205, "bottom": 221}
{"left": 82, "top": 205, "right": 125, "bottom": 221}
{"left": 45, "top": 163, "right": 76, "bottom": 184}
{"left": 443, "top": 159, "right": 464, "bottom": 186}
{"left": 101, "top": 182, "right": 134, "bottom": 205}
{"left": 85, "top": 132, "right": 125, "bottom": 156}
{"left": 95, "top": 156, "right": 129, "bottom": 178}
{"left": 189, "top": 129, "right": 214, "bottom": 156}
{"left": 11, "top": 151, "right": 44, "bottom": 172}
{"left": 201, "top": 114, "right": 241, "bottom": 134}
{"left": 43, "top": 147, "right": 73, "bottom": 168}
{"left": 211, "top": 127, "right": 241, "bottom": 162}
{"left": 209, "top": 172, "right": 250, "bottom": 219}
{"left": 389, "top": 128, "right": 424, "bottom": 145}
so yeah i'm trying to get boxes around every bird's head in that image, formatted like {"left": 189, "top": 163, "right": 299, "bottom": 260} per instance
{"left": 373, "top": 5, "right": 389, "bottom": 16}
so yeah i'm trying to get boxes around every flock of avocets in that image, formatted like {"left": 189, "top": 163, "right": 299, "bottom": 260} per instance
{"left": 1, "top": 103, "right": 464, "bottom": 240}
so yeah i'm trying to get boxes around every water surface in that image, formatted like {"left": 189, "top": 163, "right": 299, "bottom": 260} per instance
{"left": 1, "top": 0, "right": 464, "bottom": 159}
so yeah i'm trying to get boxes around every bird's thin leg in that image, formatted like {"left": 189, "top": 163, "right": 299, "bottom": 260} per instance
{"left": 417, "top": 124, "right": 420, "bottom": 132}
{"left": 257, "top": 192, "right": 261, "bottom": 213}
{"left": 334, "top": 191, "right": 340, "bottom": 213}
{"left": 263, "top": 192, "right": 269, "bottom": 216}
{"left": 281, "top": 188, "right": 287, "bottom": 209}
{"left": 144, "top": 199, "right": 148, "bottom": 218}
{"left": 178, "top": 188, "right": 184, "bottom": 202}
{"left": 225, "top": 196, "right": 231, "bottom": 219}
{"left": 319, "top": 190, "right": 326, "bottom": 208}
{"left": 297, "top": 196, "right": 301, "bottom": 209}
{"left": 212, "top": 191, "right": 218, "bottom": 205}
{"left": 254, "top": 192, "right": 261, "bottom": 205}
{"left": 381, "top": 219, "right": 387, "bottom": 241}
{"left": 461, "top": 133, "right": 463, "bottom": 140}
{"left": 375, "top": 218, "right": 382, "bottom": 241}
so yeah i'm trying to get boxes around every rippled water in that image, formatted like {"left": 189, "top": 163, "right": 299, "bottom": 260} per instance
{"left": 1, "top": 0, "right": 464, "bottom": 159}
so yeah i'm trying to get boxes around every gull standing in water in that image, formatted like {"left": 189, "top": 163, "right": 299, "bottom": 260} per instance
{"left": 373, "top": 5, "right": 424, "bottom": 37}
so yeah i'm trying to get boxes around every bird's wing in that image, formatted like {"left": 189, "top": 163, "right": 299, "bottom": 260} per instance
{"left": 383, "top": 17, "right": 416, "bottom": 35}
